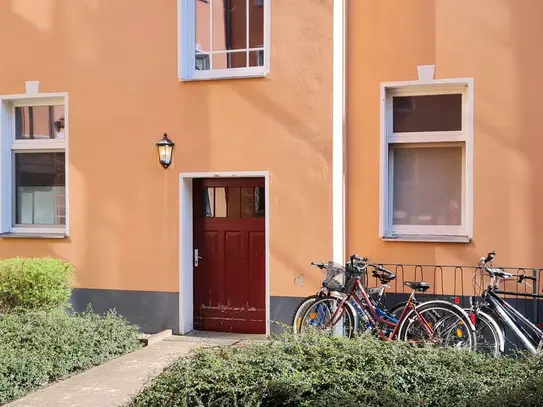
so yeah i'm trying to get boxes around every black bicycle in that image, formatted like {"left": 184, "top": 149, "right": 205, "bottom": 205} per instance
{"left": 468, "top": 250, "right": 543, "bottom": 355}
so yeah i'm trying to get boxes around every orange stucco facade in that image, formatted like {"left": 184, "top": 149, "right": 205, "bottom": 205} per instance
{"left": 2, "top": 0, "right": 543, "bottom": 332}
{"left": 347, "top": 0, "right": 543, "bottom": 284}
{"left": 0, "top": 0, "right": 333, "bottom": 304}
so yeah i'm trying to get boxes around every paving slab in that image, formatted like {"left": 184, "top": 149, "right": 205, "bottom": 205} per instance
{"left": 6, "top": 340, "right": 205, "bottom": 407}
{"left": 166, "top": 329, "right": 267, "bottom": 345}
{"left": 5, "top": 331, "right": 266, "bottom": 407}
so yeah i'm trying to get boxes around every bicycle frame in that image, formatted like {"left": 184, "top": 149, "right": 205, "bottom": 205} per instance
{"left": 326, "top": 277, "right": 435, "bottom": 341}
{"left": 482, "top": 288, "right": 543, "bottom": 355}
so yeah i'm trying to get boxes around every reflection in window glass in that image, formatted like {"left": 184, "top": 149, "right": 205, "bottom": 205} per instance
{"left": 392, "top": 146, "right": 462, "bottom": 226}
{"left": 392, "top": 94, "right": 462, "bottom": 133}
{"left": 194, "top": 0, "right": 264, "bottom": 70}
{"left": 15, "top": 105, "right": 65, "bottom": 140}
{"left": 215, "top": 187, "right": 227, "bottom": 217}
{"left": 15, "top": 153, "right": 66, "bottom": 225}
{"left": 254, "top": 187, "right": 265, "bottom": 217}
{"left": 203, "top": 187, "right": 214, "bottom": 217}
{"left": 227, "top": 187, "right": 241, "bottom": 218}
{"left": 241, "top": 187, "right": 254, "bottom": 218}
{"left": 196, "top": 54, "right": 210, "bottom": 71}
{"left": 202, "top": 186, "right": 265, "bottom": 218}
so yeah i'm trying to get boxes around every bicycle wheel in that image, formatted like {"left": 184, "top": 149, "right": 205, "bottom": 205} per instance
{"left": 468, "top": 309, "right": 504, "bottom": 356}
{"left": 397, "top": 300, "right": 476, "bottom": 351}
{"left": 299, "top": 296, "right": 355, "bottom": 338}
{"left": 291, "top": 295, "right": 318, "bottom": 335}
{"left": 389, "top": 301, "right": 409, "bottom": 319}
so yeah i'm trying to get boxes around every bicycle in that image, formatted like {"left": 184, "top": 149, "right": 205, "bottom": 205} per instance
{"left": 468, "top": 250, "right": 543, "bottom": 355}
{"left": 299, "top": 255, "right": 477, "bottom": 350}
{"left": 292, "top": 255, "right": 401, "bottom": 335}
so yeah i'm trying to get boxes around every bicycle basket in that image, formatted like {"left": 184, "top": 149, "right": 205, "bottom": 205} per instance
{"left": 322, "top": 262, "right": 348, "bottom": 291}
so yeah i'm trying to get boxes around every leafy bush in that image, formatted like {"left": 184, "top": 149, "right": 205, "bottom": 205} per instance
{"left": 0, "top": 257, "right": 74, "bottom": 313}
{"left": 0, "top": 308, "right": 141, "bottom": 404}
{"left": 129, "top": 333, "right": 543, "bottom": 407}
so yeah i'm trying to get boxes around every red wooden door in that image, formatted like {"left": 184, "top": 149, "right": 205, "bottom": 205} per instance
{"left": 192, "top": 178, "right": 266, "bottom": 334}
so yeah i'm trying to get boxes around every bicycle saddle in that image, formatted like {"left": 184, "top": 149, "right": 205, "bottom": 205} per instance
{"left": 404, "top": 281, "right": 430, "bottom": 292}
{"left": 372, "top": 265, "right": 396, "bottom": 284}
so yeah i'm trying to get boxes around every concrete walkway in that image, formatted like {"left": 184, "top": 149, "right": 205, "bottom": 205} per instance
{"left": 6, "top": 332, "right": 261, "bottom": 407}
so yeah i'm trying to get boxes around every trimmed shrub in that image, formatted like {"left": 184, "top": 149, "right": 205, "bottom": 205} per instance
{"left": 0, "top": 308, "right": 141, "bottom": 404}
{"left": 0, "top": 257, "right": 74, "bottom": 313}
{"left": 129, "top": 333, "right": 543, "bottom": 407}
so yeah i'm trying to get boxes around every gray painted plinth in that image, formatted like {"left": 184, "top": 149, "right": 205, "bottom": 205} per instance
{"left": 70, "top": 289, "right": 306, "bottom": 335}
{"left": 70, "top": 288, "right": 180, "bottom": 334}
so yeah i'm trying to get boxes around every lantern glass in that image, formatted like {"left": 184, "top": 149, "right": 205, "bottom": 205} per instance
{"left": 156, "top": 134, "right": 175, "bottom": 169}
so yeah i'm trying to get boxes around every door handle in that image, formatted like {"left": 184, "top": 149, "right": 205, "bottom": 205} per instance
{"left": 194, "top": 249, "right": 203, "bottom": 267}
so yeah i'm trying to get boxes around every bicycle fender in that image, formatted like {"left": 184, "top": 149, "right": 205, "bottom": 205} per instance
{"left": 417, "top": 300, "right": 477, "bottom": 331}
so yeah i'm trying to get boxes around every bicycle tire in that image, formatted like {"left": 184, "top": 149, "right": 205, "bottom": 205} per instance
{"left": 389, "top": 301, "right": 409, "bottom": 318}
{"left": 397, "top": 300, "right": 477, "bottom": 351}
{"left": 299, "top": 296, "right": 356, "bottom": 338}
{"left": 470, "top": 309, "right": 504, "bottom": 356}
{"left": 291, "top": 295, "right": 319, "bottom": 334}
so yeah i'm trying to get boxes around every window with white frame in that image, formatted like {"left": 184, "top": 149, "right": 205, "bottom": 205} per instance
{"left": 381, "top": 83, "right": 472, "bottom": 241}
{"left": 0, "top": 95, "right": 68, "bottom": 236}
{"left": 179, "top": 0, "right": 270, "bottom": 81}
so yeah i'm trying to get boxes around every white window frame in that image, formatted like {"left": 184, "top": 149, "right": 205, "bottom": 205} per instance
{"left": 379, "top": 78, "right": 473, "bottom": 243}
{"left": 0, "top": 92, "right": 69, "bottom": 237}
{"left": 178, "top": 0, "right": 271, "bottom": 81}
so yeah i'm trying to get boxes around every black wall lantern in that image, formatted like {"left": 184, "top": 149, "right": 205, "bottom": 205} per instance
{"left": 156, "top": 133, "right": 175, "bottom": 169}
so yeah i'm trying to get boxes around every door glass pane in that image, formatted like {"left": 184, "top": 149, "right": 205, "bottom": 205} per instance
{"left": 241, "top": 187, "right": 254, "bottom": 218}
{"left": 15, "top": 105, "right": 65, "bottom": 139}
{"left": 203, "top": 187, "right": 214, "bottom": 217}
{"left": 227, "top": 187, "right": 241, "bottom": 218}
{"left": 15, "top": 152, "right": 66, "bottom": 225}
{"left": 392, "top": 146, "right": 462, "bottom": 226}
{"left": 215, "top": 187, "right": 227, "bottom": 217}
{"left": 392, "top": 94, "right": 462, "bottom": 133}
{"left": 254, "top": 187, "right": 265, "bottom": 217}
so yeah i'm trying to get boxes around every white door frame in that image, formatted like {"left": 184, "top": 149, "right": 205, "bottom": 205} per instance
{"left": 179, "top": 171, "right": 271, "bottom": 335}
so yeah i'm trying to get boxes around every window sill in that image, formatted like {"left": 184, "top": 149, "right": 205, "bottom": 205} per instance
{"left": 0, "top": 232, "right": 67, "bottom": 239}
{"left": 382, "top": 234, "right": 471, "bottom": 243}
{"left": 180, "top": 66, "right": 269, "bottom": 82}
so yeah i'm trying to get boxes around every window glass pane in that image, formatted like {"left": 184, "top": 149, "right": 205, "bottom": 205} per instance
{"left": 203, "top": 187, "right": 214, "bottom": 217}
{"left": 249, "top": 49, "right": 264, "bottom": 67}
{"left": 15, "top": 105, "right": 65, "bottom": 139}
{"left": 254, "top": 186, "right": 265, "bottom": 217}
{"left": 226, "top": 51, "right": 247, "bottom": 69}
{"left": 15, "top": 153, "right": 65, "bottom": 225}
{"left": 213, "top": 0, "right": 246, "bottom": 51}
{"left": 241, "top": 187, "right": 254, "bottom": 218}
{"left": 227, "top": 187, "right": 241, "bottom": 218}
{"left": 215, "top": 187, "right": 227, "bottom": 217}
{"left": 195, "top": 54, "right": 210, "bottom": 71}
{"left": 392, "top": 146, "right": 462, "bottom": 226}
{"left": 195, "top": 0, "right": 211, "bottom": 67}
{"left": 249, "top": 3, "right": 264, "bottom": 48}
{"left": 194, "top": 0, "right": 264, "bottom": 70}
{"left": 392, "top": 94, "right": 462, "bottom": 133}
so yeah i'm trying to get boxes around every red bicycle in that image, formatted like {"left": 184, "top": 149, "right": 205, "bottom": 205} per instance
{"left": 299, "top": 255, "right": 477, "bottom": 350}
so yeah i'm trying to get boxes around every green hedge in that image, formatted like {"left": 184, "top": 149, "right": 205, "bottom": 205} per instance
{"left": 0, "top": 308, "right": 141, "bottom": 404}
{"left": 129, "top": 333, "right": 543, "bottom": 407}
{"left": 0, "top": 257, "right": 74, "bottom": 313}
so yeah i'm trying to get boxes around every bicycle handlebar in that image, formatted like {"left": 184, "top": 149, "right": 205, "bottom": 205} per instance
{"left": 310, "top": 262, "right": 325, "bottom": 268}
{"left": 482, "top": 250, "right": 496, "bottom": 265}
{"left": 350, "top": 254, "right": 368, "bottom": 263}
{"left": 479, "top": 250, "right": 537, "bottom": 286}
{"left": 518, "top": 274, "right": 537, "bottom": 283}
{"left": 362, "top": 264, "right": 394, "bottom": 279}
